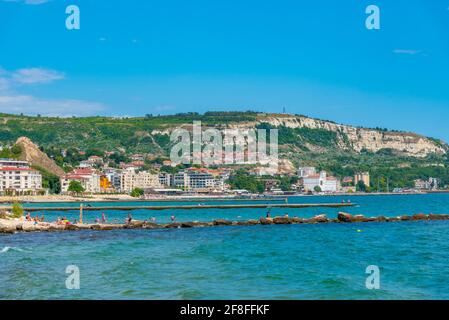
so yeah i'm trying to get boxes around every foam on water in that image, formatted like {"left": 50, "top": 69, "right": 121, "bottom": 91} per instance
{"left": 0, "top": 246, "right": 25, "bottom": 253}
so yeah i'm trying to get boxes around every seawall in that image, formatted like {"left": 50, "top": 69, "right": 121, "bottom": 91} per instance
{"left": 1, "top": 212, "right": 448, "bottom": 234}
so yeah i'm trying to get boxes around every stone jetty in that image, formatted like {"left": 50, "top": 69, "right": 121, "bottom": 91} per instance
{"left": 1, "top": 212, "right": 449, "bottom": 234}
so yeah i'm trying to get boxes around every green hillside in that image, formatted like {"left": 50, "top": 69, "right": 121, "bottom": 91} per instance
{"left": 1, "top": 111, "right": 449, "bottom": 190}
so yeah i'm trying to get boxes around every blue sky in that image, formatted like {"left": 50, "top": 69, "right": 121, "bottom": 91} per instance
{"left": 1, "top": 0, "right": 449, "bottom": 140}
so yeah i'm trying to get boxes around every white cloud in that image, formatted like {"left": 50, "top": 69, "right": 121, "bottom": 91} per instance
{"left": 0, "top": 66, "right": 107, "bottom": 116}
{"left": 0, "top": 95, "right": 106, "bottom": 116}
{"left": 0, "top": 78, "right": 10, "bottom": 91}
{"left": 11, "top": 67, "right": 65, "bottom": 84}
{"left": 393, "top": 49, "right": 422, "bottom": 55}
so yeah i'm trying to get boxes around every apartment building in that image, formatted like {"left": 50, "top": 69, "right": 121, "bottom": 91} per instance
{"left": 120, "top": 168, "right": 161, "bottom": 192}
{"left": 0, "top": 160, "right": 43, "bottom": 195}
{"left": 60, "top": 168, "right": 101, "bottom": 193}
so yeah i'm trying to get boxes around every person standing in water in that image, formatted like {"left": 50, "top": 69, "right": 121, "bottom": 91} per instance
{"left": 170, "top": 215, "right": 176, "bottom": 222}
{"left": 101, "top": 212, "right": 107, "bottom": 224}
{"left": 127, "top": 213, "right": 133, "bottom": 224}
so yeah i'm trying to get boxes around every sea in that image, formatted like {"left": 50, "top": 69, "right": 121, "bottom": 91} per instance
{"left": 1, "top": 193, "right": 449, "bottom": 299}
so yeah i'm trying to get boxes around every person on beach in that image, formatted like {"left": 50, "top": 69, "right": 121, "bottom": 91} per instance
{"left": 266, "top": 212, "right": 271, "bottom": 218}
{"left": 25, "top": 212, "right": 31, "bottom": 221}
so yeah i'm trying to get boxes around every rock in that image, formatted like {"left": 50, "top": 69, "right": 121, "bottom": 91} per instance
{"left": 180, "top": 222, "right": 195, "bottom": 228}
{"left": 428, "top": 214, "right": 447, "bottom": 221}
{"left": 234, "top": 220, "right": 259, "bottom": 226}
{"left": 213, "top": 219, "right": 233, "bottom": 226}
{"left": 273, "top": 217, "right": 292, "bottom": 224}
{"left": 0, "top": 221, "right": 16, "bottom": 233}
{"left": 165, "top": 223, "right": 182, "bottom": 228}
{"left": 376, "top": 216, "right": 387, "bottom": 222}
{"left": 75, "top": 224, "right": 93, "bottom": 230}
{"left": 337, "top": 212, "right": 352, "bottom": 222}
{"left": 290, "top": 217, "right": 304, "bottom": 224}
{"left": 16, "top": 136, "right": 65, "bottom": 176}
{"left": 412, "top": 213, "right": 428, "bottom": 221}
{"left": 143, "top": 222, "right": 160, "bottom": 229}
{"left": 65, "top": 224, "right": 80, "bottom": 231}
{"left": 351, "top": 215, "right": 366, "bottom": 222}
{"left": 247, "top": 219, "right": 260, "bottom": 225}
{"left": 310, "top": 214, "right": 329, "bottom": 223}
{"left": 400, "top": 215, "right": 411, "bottom": 221}
{"left": 129, "top": 220, "right": 145, "bottom": 228}
{"left": 387, "top": 217, "right": 401, "bottom": 222}
{"left": 186, "top": 221, "right": 211, "bottom": 227}
{"left": 260, "top": 218, "right": 274, "bottom": 225}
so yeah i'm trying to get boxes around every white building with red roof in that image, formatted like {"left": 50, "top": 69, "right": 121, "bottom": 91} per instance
{"left": 0, "top": 159, "right": 42, "bottom": 194}
{"left": 303, "top": 171, "right": 339, "bottom": 193}
{"left": 60, "top": 168, "right": 101, "bottom": 194}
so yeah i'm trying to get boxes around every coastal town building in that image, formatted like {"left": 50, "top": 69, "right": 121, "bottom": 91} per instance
{"left": 298, "top": 167, "right": 316, "bottom": 178}
{"left": 0, "top": 159, "right": 43, "bottom": 195}
{"left": 354, "top": 172, "right": 370, "bottom": 187}
{"left": 120, "top": 168, "right": 161, "bottom": 192}
{"left": 60, "top": 168, "right": 101, "bottom": 194}
{"left": 414, "top": 177, "right": 439, "bottom": 191}
{"left": 103, "top": 168, "right": 122, "bottom": 191}
{"left": 158, "top": 172, "right": 172, "bottom": 187}
{"left": 302, "top": 171, "right": 340, "bottom": 193}
{"left": 171, "top": 169, "right": 225, "bottom": 192}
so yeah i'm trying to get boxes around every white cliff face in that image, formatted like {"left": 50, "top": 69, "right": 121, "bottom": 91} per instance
{"left": 152, "top": 114, "right": 446, "bottom": 158}
{"left": 233, "top": 115, "right": 446, "bottom": 158}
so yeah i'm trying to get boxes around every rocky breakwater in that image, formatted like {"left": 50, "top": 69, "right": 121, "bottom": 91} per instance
{"left": 2, "top": 212, "right": 449, "bottom": 234}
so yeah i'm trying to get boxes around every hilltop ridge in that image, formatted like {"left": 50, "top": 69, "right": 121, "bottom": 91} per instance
{"left": 0, "top": 111, "right": 446, "bottom": 160}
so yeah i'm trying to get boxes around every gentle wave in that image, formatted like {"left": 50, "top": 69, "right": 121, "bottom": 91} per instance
{"left": 0, "top": 246, "right": 25, "bottom": 254}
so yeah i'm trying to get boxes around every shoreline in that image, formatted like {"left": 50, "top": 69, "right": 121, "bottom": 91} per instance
{"left": 0, "top": 191, "right": 445, "bottom": 204}
{"left": 1, "top": 212, "right": 448, "bottom": 234}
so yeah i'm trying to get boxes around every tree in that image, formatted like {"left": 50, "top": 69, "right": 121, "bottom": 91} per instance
{"left": 356, "top": 180, "right": 367, "bottom": 192}
{"left": 130, "top": 187, "right": 144, "bottom": 197}
{"left": 314, "top": 186, "right": 322, "bottom": 192}
{"left": 68, "top": 180, "right": 85, "bottom": 194}
{"left": 11, "top": 202, "right": 24, "bottom": 218}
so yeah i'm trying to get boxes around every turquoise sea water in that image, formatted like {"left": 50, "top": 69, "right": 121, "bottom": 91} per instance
{"left": 2, "top": 193, "right": 449, "bottom": 299}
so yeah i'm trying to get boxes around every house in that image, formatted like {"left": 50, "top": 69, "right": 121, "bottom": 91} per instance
{"left": 87, "top": 155, "right": 103, "bottom": 164}
{"left": 131, "top": 154, "right": 145, "bottom": 161}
